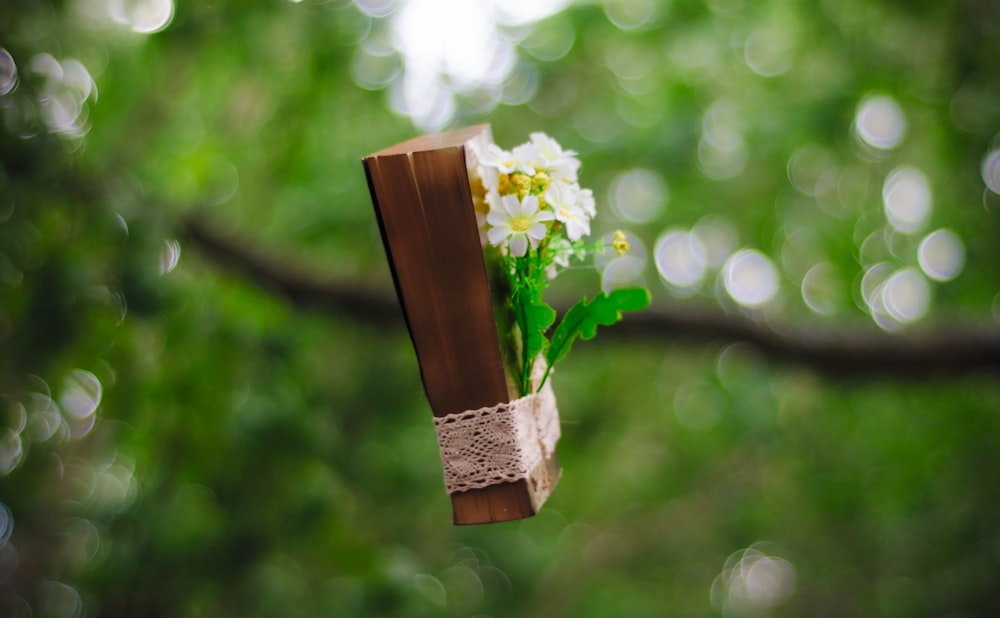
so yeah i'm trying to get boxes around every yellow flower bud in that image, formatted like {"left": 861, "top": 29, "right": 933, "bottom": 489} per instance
{"left": 469, "top": 175, "right": 486, "bottom": 199}
{"left": 497, "top": 173, "right": 511, "bottom": 195}
{"left": 469, "top": 176, "right": 489, "bottom": 215}
{"left": 531, "top": 172, "right": 551, "bottom": 195}
{"left": 511, "top": 172, "right": 532, "bottom": 198}
{"left": 612, "top": 230, "right": 630, "bottom": 255}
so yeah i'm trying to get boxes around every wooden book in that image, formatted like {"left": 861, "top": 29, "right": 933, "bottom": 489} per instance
{"left": 363, "top": 124, "right": 560, "bottom": 525}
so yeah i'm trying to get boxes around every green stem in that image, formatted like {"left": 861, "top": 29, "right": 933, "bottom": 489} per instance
{"left": 516, "top": 293, "right": 531, "bottom": 396}
{"left": 510, "top": 255, "right": 531, "bottom": 396}
{"left": 510, "top": 246, "right": 553, "bottom": 396}
{"left": 536, "top": 362, "right": 553, "bottom": 393}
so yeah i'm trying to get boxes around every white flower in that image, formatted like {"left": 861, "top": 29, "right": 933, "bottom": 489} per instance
{"left": 479, "top": 143, "right": 537, "bottom": 175}
{"left": 545, "top": 182, "right": 591, "bottom": 241}
{"left": 529, "top": 132, "right": 581, "bottom": 182}
{"left": 484, "top": 189, "right": 503, "bottom": 216}
{"left": 545, "top": 236, "right": 573, "bottom": 279}
{"left": 577, "top": 187, "right": 596, "bottom": 218}
{"left": 511, "top": 142, "right": 540, "bottom": 174}
{"left": 479, "top": 165, "right": 499, "bottom": 193}
{"left": 486, "top": 194, "right": 554, "bottom": 257}
{"left": 466, "top": 131, "right": 494, "bottom": 170}
{"left": 476, "top": 165, "right": 502, "bottom": 211}
{"left": 548, "top": 236, "right": 572, "bottom": 267}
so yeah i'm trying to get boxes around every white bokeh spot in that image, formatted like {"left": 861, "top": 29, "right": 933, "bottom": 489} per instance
{"left": 721, "top": 249, "right": 779, "bottom": 308}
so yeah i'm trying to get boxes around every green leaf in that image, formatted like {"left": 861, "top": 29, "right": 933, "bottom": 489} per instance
{"left": 511, "top": 287, "right": 556, "bottom": 395}
{"left": 523, "top": 301, "right": 556, "bottom": 362}
{"left": 545, "top": 287, "right": 650, "bottom": 369}
{"left": 519, "top": 298, "right": 556, "bottom": 394}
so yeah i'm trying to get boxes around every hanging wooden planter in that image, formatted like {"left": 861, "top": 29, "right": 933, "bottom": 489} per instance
{"left": 363, "top": 125, "right": 561, "bottom": 525}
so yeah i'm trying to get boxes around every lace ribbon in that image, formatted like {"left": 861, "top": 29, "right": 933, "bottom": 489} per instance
{"left": 433, "top": 379, "right": 560, "bottom": 494}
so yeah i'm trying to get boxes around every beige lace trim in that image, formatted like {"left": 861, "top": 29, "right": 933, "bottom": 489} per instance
{"left": 433, "top": 379, "right": 560, "bottom": 494}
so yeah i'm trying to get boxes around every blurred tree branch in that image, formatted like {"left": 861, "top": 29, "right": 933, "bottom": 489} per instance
{"left": 180, "top": 214, "right": 1000, "bottom": 379}
{"left": 179, "top": 214, "right": 402, "bottom": 324}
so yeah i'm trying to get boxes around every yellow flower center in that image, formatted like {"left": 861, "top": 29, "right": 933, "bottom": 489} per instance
{"left": 511, "top": 216, "right": 532, "bottom": 232}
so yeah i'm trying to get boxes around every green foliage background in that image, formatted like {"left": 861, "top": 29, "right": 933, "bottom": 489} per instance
{"left": 2, "top": 1, "right": 1000, "bottom": 616}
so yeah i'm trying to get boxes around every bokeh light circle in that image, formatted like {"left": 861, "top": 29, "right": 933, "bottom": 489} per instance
{"left": 882, "top": 167, "right": 931, "bottom": 234}
{"left": 0, "top": 49, "right": 17, "bottom": 96}
{"left": 608, "top": 169, "right": 667, "bottom": 223}
{"left": 982, "top": 149, "right": 1000, "bottom": 194}
{"left": 159, "top": 239, "right": 181, "bottom": 275}
{"left": 711, "top": 545, "right": 797, "bottom": 615}
{"left": 854, "top": 94, "right": 906, "bottom": 150}
{"left": 787, "top": 145, "right": 837, "bottom": 197}
{"left": 863, "top": 264, "right": 931, "bottom": 331}
{"left": 654, "top": 228, "right": 707, "bottom": 294}
{"left": 699, "top": 98, "right": 746, "bottom": 180}
{"left": 603, "top": 0, "right": 660, "bottom": 31}
{"left": 37, "top": 580, "right": 84, "bottom": 618}
{"left": 109, "top": 0, "right": 175, "bottom": 34}
{"left": 0, "top": 502, "right": 13, "bottom": 546}
{"left": 743, "top": 29, "right": 793, "bottom": 77}
{"left": 721, "top": 249, "right": 779, "bottom": 308}
{"left": 493, "top": 0, "right": 570, "bottom": 25}
{"left": 59, "top": 370, "right": 102, "bottom": 420}
{"left": 800, "top": 262, "right": 839, "bottom": 316}
{"left": 917, "top": 228, "right": 964, "bottom": 282}
{"left": 882, "top": 267, "right": 930, "bottom": 324}
{"left": 0, "top": 429, "right": 24, "bottom": 475}
{"left": 355, "top": 0, "right": 398, "bottom": 18}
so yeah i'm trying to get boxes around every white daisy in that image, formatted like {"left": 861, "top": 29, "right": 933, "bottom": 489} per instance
{"left": 545, "top": 182, "right": 591, "bottom": 241}
{"left": 529, "top": 132, "right": 581, "bottom": 182}
{"left": 478, "top": 143, "right": 537, "bottom": 175}
{"left": 486, "top": 194, "right": 554, "bottom": 257}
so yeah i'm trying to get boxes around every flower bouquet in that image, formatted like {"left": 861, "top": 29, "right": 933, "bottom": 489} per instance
{"left": 363, "top": 125, "right": 648, "bottom": 524}
{"left": 467, "top": 131, "right": 650, "bottom": 397}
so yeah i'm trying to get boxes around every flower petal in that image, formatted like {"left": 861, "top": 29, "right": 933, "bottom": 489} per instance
{"left": 501, "top": 194, "right": 521, "bottom": 215}
{"left": 578, "top": 188, "right": 596, "bottom": 217}
{"left": 527, "top": 223, "right": 548, "bottom": 241}
{"left": 486, "top": 210, "right": 507, "bottom": 227}
{"left": 566, "top": 219, "right": 589, "bottom": 241}
{"left": 520, "top": 194, "right": 539, "bottom": 215}
{"left": 535, "top": 209, "right": 556, "bottom": 222}
{"left": 487, "top": 226, "right": 510, "bottom": 246}
{"left": 509, "top": 233, "right": 528, "bottom": 257}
